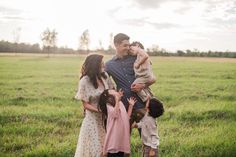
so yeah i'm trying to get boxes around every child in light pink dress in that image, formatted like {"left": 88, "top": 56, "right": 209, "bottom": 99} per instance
{"left": 98, "top": 89, "right": 136, "bottom": 157}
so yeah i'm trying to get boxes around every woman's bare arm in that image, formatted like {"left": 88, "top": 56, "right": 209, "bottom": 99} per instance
{"left": 82, "top": 101, "right": 99, "bottom": 112}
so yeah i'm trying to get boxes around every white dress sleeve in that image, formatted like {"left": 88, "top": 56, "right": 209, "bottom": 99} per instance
{"left": 74, "top": 77, "right": 90, "bottom": 102}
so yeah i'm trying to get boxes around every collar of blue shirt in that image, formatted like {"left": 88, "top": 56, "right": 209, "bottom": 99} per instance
{"left": 112, "top": 54, "right": 132, "bottom": 60}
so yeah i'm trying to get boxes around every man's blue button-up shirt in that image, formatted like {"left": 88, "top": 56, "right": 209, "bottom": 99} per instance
{"left": 105, "top": 55, "right": 145, "bottom": 109}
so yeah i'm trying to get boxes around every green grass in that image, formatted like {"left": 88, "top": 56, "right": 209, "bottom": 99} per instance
{"left": 0, "top": 55, "right": 236, "bottom": 157}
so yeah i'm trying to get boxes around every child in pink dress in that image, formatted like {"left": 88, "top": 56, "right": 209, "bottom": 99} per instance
{"left": 98, "top": 89, "right": 136, "bottom": 157}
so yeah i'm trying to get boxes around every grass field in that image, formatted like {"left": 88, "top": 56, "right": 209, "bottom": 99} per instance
{"left": 0, "top": 54, "right": 236, "bottom": 157}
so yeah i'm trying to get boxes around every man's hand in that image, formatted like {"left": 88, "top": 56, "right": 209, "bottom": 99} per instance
{"left": 134, "top": 62, "right": 140, "bottom": 69}
{"left": 131, "top": 83, "right": 145, "bottom": 92}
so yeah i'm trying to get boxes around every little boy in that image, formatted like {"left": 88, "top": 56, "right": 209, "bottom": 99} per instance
{"left": 132, "top": 98, "right": 164, "bottom": 157}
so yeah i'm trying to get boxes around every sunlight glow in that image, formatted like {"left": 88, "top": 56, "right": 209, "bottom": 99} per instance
{"left": 0, "top": 0, "right": 235, "bottom": 51}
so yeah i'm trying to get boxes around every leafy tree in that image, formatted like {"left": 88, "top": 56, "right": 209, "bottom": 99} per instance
{"left": 177, "top": 50, "right": 185, "bottom": 56}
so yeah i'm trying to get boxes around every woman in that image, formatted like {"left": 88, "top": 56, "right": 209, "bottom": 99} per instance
{"left": 74, "top": 54, "right": 114, "bottom": 157}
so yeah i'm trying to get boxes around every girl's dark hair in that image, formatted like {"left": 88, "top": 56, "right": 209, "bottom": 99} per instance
{"left": 80, "top": 54, "right": 107, "bottom": 89}
{"left": 98, "top": 89, "right": 115, "bottom": 130}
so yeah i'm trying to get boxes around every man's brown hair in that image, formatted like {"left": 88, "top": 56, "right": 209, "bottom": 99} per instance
{"left": 113, "top": 33, "right": 130, "bottom": 45}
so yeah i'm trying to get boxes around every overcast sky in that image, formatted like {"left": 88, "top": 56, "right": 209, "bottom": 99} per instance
{"left": 0, "top": 0, "right": 236, "bottom": 52}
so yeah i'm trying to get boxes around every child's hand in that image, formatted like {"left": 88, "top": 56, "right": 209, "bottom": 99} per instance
{"left": 131, "top": 122, "right": 137, "bottom": 128}
{"left": 127, "top": 97, "right": 137, "bottom": 107}
{"left": 109, "top": 90, "right": 122, "bottom": 102}
{"left": 115, "top": 89, "right": 124, "bottom": 102}
{"left": 114, "top": 94, "right": 121, "bottom": 102}
{"left": 118, "top": 89, "right": 124, "bottom": 97}
{"left": 149, "top": 148, "right": 156, "bottom": 156}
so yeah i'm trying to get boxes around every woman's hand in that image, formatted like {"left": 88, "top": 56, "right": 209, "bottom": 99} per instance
{"left": 82, "top": 101, "right": 99, "bottom": 113}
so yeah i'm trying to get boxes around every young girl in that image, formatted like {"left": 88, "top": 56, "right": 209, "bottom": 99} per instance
{"left": 98, "top": 89, "right": 136, "bottom": 157}
{"left": 129, "top": 41, "right": 156, "bottom": 103}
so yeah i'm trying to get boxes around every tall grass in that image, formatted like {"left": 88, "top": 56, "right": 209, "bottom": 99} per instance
{"left": 0, "top": 55, "right": 236, "bottom": 157}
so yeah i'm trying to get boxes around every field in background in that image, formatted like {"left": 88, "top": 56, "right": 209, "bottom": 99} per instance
{"left": 0, "top": 55, "right": 236, "bottom": 157}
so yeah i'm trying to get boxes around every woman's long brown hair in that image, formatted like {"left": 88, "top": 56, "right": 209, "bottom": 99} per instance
{"left": 80, "top": 54, "right": 107, "bottom": 89}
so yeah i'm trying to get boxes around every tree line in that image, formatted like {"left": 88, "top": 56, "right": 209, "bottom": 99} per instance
{"left": 0, "top": 28, "right": 235, "bottom": 58}
{"left": 146, "top": 48, "right": 236, "bottom": 58}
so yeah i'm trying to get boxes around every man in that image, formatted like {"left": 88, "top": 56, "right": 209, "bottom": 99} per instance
{"left": 105, "top": 33, "right": 155, "bottom": 124}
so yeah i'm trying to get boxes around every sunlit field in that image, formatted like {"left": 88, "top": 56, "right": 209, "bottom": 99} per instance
{"left": 0, "top": 54, "right": 236, "bottom": 157}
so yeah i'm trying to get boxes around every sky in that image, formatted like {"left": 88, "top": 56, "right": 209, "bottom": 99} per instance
{"left": 0, "top": 0, "right": 236, "bottom": 52}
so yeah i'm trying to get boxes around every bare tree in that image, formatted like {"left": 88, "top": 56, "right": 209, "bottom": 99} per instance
{"left": 108, "top": 33, "right": 113, "bottom": 50}
{"left": 79, "top": 29, "right": 90, "bottom": 52}
{"left": 98, "top": 39, "right": 103, "bottom": 51}
{"left": 41, "top": 28, "right": 57, "bottom": 56}
{"left": 12, "top": 27, "right": 21, "bottom": 55}
{"left": 108, "top": 32, "right": 115, "bottom": 53}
